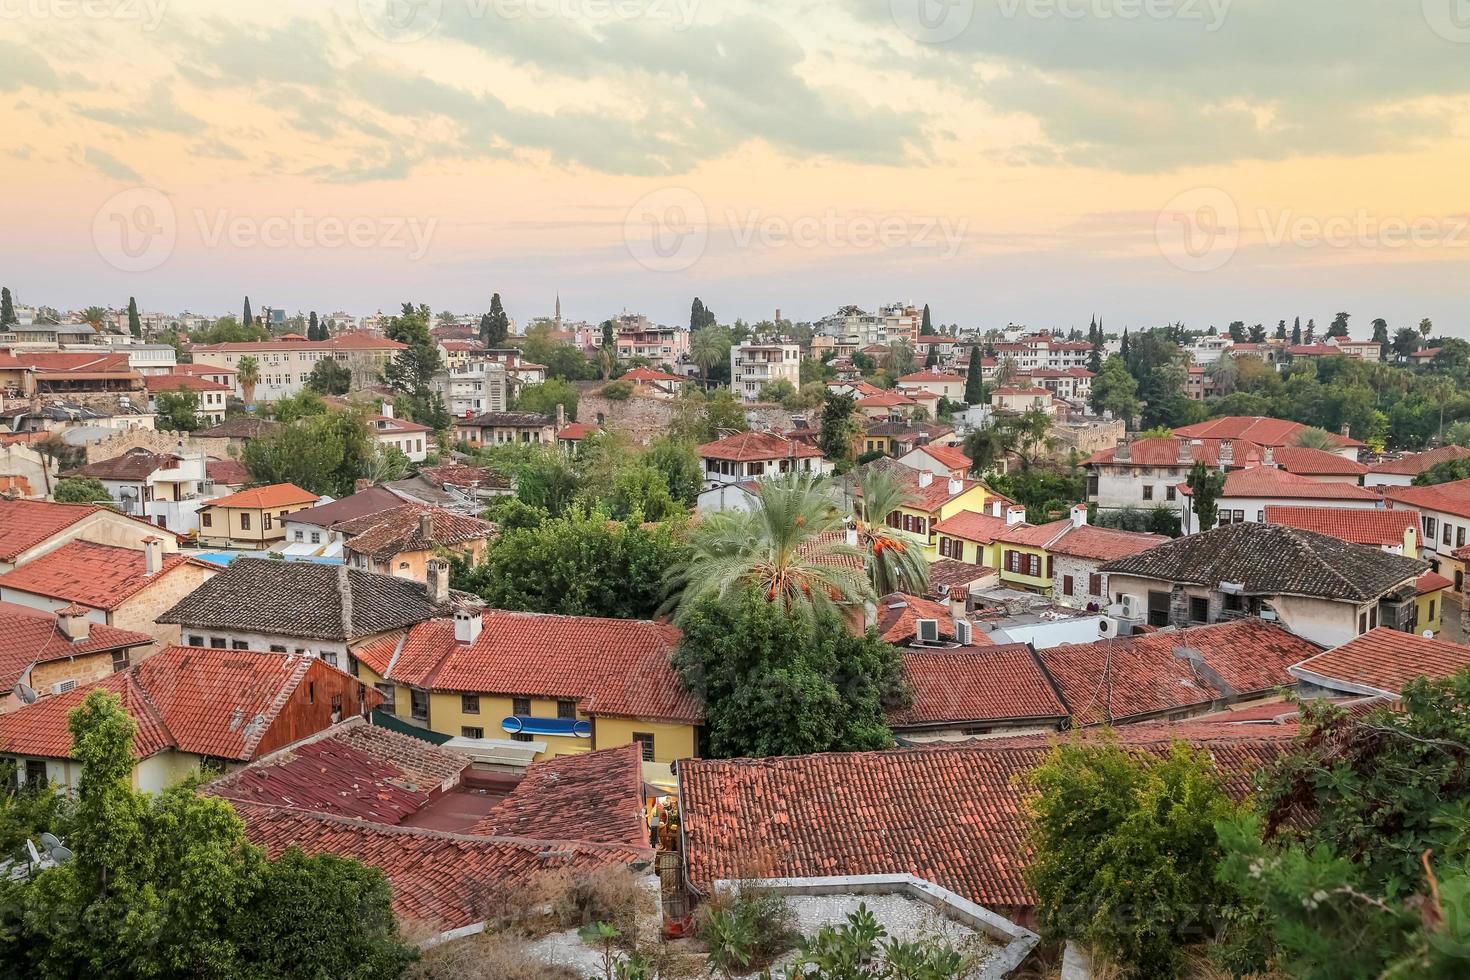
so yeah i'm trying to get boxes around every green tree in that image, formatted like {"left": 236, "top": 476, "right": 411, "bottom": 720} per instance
{"left": 243, "top": 295, "right": 253, "bottom": 326}
{"left": 1391, "top": 327, "right": 1421, "bottom": 362}
{"left": 962, "top": 345, "right": 986, "bottom": 406}
{"left": 1274, "top": 319, "right": 1287, "bottom": 340}
{"left": 759, "top": 377, "right": 797, "bottom": 405}
{"left": 384, "top": 303, "right": 450, "bottom": 429}
{"left": 78, "top": 305, "right": 107, "bottom": 332}
{"left": 52, "top": 477, "right": 110, "bottom": 504}
{"left": 1090, "top": 356, "right": 1140, "bottom": 427}
{"left": 816, "top": 393, "right": 862, "bottom": 463}
{"left": 481, "top": 293, "right": 510, "bottom": 347}
{"left": 242, "top": 409, "right": 374, "bottom": 496}
{"left": 1227, "top": 321, "right": 1245, "bottom": 343}
{"left": 851, "top": 467, "right": 929, "bottom": 597}
{"left": 1291, "top": 317, "right": 1302, "bottom": 345}
{"left": 1026, "top": 739, "right": 1244, "bottom": 978}
{"left": 644, "top": 437, "right": 702, "bottom": 506}
{"left": 513, "top": 378, "right": 578, "bottom": 421}
{"left": 154, "top": 387, "right": 202, "bottom": 431}
{"left": 1371, "top": 317, "right": 1390, "bottom": 345}
{"left": 1186, "top": 460, "right": 1226, "bottom": 531}
{"left": 920, "top": 303, "right": 932, "bottom": 335}
{"left": 269, "top": 389, "right": 330, "bottom": 424}
{"left": 690, "top": 297, "right": 716, "bottom": 331}
{"left": 690, "top": 326, "right": 728, "bottom": 390}
{"left": 126, "top": 296, "right": 141, "bottom": 338}
{"left": 606, "top": 461, "right": 681, "bottom": 523}
{"left": 1291, "top": 426, "right": 1338, "bottom": 450}
{"left": 191, "top": 315, "right": 269, "bottom": 345}
{"left": 236, "top": 355, "right": 261, "bottom": 406}
{"left": 0, "top": 287, "right": 14, "bottom": 326}
{"left": 1420, "top": 317, "right": 1434, "bottom": 342}
{"left": 1327, "top": 311, "right": 1351, "bottom": 339}
{"left": 673, "top": 592, "right": 905, "bottom": 758}
{"left": 303, "top": 357, "right": 352, "bottom": 395}
{"left": 1248, "top": 323, "right": 1267, "bottom": 343}
{"left": 962, "top": 424, "right": 1014, "bottom": 476}
{"left": 307, "top": 310, "right": 320, "bottom": 340}
{"left": 668, "top": 473, "right": 870, "bottom": 625}
{"left": 601, "top": 379, "right": 633, "bottom": 401}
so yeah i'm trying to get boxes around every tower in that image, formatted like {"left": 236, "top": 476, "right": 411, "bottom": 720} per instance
{"left": 554, "top": 293, "right": 562, "bottom": 330}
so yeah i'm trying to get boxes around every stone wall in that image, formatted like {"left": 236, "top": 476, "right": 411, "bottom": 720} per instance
{"left": 1050, "top": 418, "right": 1126, "bottom": 459}
{"left": 577, "top": 391, "right": 815, "bottom": 445}
{"left": 83, "top": 427, "right": 230, "bottom": 463}
{"left": 1052, "top": 554, "right": 1109, "bottom": 609}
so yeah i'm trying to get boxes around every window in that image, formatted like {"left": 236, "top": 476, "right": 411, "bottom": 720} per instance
{"left": 24, "top": 760, "right": 46, "bottom": 787}
{"left": 557, "top": 699, "right": 576, "bottom": 719}
{"left": 240, "top": 512, "right": 251, "bottom": 531}
{"left": 1369, "top": 606, "right": 1378, "bottom": 629}
{"left": 632, "top": 732, "right": 655, "bottom": 762}
{"left": 1142, "top": 484, "right": 1153, "bottom": 501}
{"left": 375, "top": 683, "right": 395, "bottom": 712}
{"left": 1063, "top": 575, "right": 1074, "bottom": 596}
{"left": 1189, "top": 596, "right": 1209, "bottom": 623}
{"left": 1444, "top": 524, "right": 1453, "bottom": 546}
{"left": 310, "top": 531, "right": 321, "bottom": 544}
{"left": 462, "top": 695, "right": 480, "bottom": 715}
{"left": 188, "top": 634, "right": 204, "bottom": 646}
{"left": 322, "top": 651, "right": 338, "bottom": 668}
{"left": 263, "top": 512, "right": 273, "bottom": 530}
{"left": 1430, "top": 599, "right": 1437, "bottom": 621}
{"left": 1459, "top": 527, "right": 1466, "bottom": 548}
{"left": 201, "top": 511, "right": 212, "bottom": 528}
{"left": 1256, "top": 510, "right": 1265, "bottom": 523}
{"left": 232, "top": 640, "right": 249, "bottom": 650}
{"left": 111, "top": 650, "right": 128, "bottom": 672}
{"left": 1089, "top": 573, "right": 1102, "bottom": 596}
{"left": 1223, "top": 592, "right": 1244, "bottom": 613}
{"left": 512, "top": 697, "right": 531, "bottom": 716}
{"left": 210, "top": 637, "right": 227, "bottom": 648}
{"left": 511, "top": 732, "right": 533, "bottom": 743}
{"left": 307, "top": 681, "right": 315, "bottom": 705}
{"left": 1359, "top": 611, "right": 1368, "bottom": 634}
{"left": 1045, "top": 556, "right": 1054, "bottom": 579}
{"left": 411, "top": 689, "right": 429, "bottom": 721}
{"left": 461, "top": 726, "right": 484, "bottom": 740}
{"left": 268, "top": 644, "right": 286, "bottom": 652}
{"left": 294, "top": 530, "right": 304, "bottom": 541}
{"left": 1424, "top": 516, "right": 1438, "bottom": 538}
{"left": 1166, "top": 486, "right": 1176, "bottom": 502}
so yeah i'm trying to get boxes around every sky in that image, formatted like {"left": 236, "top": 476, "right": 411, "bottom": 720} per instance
{"left": 2, "top": 0, "right": 1468, "bottom": 334}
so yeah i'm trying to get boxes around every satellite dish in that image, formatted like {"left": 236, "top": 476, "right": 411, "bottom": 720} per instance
{"left": 13, "top": 683, "right": 36, "bottom": 704}
{"left": 25, "top": 840, "right": 40, "bottom": 864}
{"left": 39, "top": 833, "right": 60, "bottom": 850}
{"left": 1424, "top": 630, "right": 1434, "bottom": 639}
{"left": 48, "top": 845, "right": 73, "bottom": 864}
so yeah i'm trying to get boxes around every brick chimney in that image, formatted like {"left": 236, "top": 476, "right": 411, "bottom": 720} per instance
{"left": 1177, "top": 438, "right": 1191, "bottom": 465}
{"left": 1264, "top": 445, "right": 1276, "bottom": 468}
{"left": 1340, "top": 422, "right": 1351, "bottom": 438}
{"left": 555, "top": 403, "right": 566, "bottom": 429}
{"left": 426, "top": 558, "right": 450, "bottom": 605}
{"left": 1219, "top": 439, "right": 1234, "bottom": 468}
{"left": 918, "top": 470, "right": 934, "bottom": 488}
{"left": 418, "top": 510, "right": 433, "bottom": 543}
{"left": 142, "top": 536, "right": 163, "bottom": 576}
{"left": 337, "top": 564, "right": 354, "bottom": 640}
{"left": 948, "top": 585, "right": 968, "bottom": 623}
{"left": 57, "top": 603, "right": 90, "bottom": 642}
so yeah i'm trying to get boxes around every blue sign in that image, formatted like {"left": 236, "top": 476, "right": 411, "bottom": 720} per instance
{"left": 501, "top": 716, "right": 592, "bottom": 738}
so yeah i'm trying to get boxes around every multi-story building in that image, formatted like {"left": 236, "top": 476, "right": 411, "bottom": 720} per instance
{"left": 125, "top": 344, "right": 179, "bottom": 376}
{"left": 142, "top": 374, "right": 231, "bottom": 424}
{"left": 614, "top": 315, "right": 688, "bottom": 362}
{"left": 188, "top": 333, "right": 407, "bottom": 401}
{"left": 1386, "top": 478, "right": 1470, "bottom": 593}
{"left": 815, "top": 303, "right": 921, "bottom": 353}
{"left": 730, "top": 340, "right": 801, "bottom": 402}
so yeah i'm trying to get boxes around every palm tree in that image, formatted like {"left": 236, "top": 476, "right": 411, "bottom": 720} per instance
{"left": 236, "top": 355, "right": 260, "bottom": 407}
{"left": 994, "top": 356, "right": 1019, "bottom": 388}
{"left": 667, "top": 473, "right": 871, "bottom": 624}
{"left": 1291, "top": 426, "right": 1338, "bottom": 450}
{"left": 690, "top": 327, "right": 725, "bottom": 390}
{"left": 851, "top": 467, "right": 929, "bottom": 597}
{"left": 79, "top": 306, "right": 107, "bottom": 332}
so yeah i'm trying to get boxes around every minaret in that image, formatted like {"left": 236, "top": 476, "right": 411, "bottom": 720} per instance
{"left": 554, "top": 293, "right": 562, "bottom": 330}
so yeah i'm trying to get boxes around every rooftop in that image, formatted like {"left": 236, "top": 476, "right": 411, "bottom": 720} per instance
{"left": 697, "top": 430, "right": 825, "bottom": 462}
{"left": 336, "top": 505, "right": 497, "bottom": 559}
{"left": 0, "top": 499, "right": 152, "bottom": 562}
{"left": 471, "top": 744, "right": 648, "bottom": 847}
{"left": 1386, "top": 478, "right": 1470, "bottom": 520}
{"left": 1219, "top": 465, "right": 1380, "bottom": 501}
{"left": 0, "top": 601, "right": 153, "bottom": 692}
{"left": 893, "top": 645, "right": 1067, "bottom": 729}
{"left": 70, "top": 447, "right": 183, "bottom": 481}
{"left": 1367, "top": 445, "right": 1470, "bottom": 476}
{"left": 1100, "top": 521, "right": 1425, "bottom": 602}
{"left": 1289, "top": 628, "right": 1470, "bottom": 698}
{"left": 0, "top": 540, "right": 201, "bottom": 611}
{"left": 193, "top": 416, "right": 280, "bottom": 440}
{"left": 1173, "top": 415, "right": 1363, "bottom": 448}
{"left": 461, "top": 411, "right": 554, "bottom": 428}
{"left": 286, "top": 486, "right": 405, "bottom": 528}
{"left": 202, "top": 482, "right": 318, "bottom": 510}
{"left": 1045, "top": 524, "right": 1169, "bottom": 562}
{"left": 1263, "top": 505, "right": 1419, "bottom": 548}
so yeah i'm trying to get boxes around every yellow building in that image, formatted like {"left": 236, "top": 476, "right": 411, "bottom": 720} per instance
{"left": 352, "top": 607, "right": 700, "bottom": 790}
{"left": 869, "top": 463, "right": 1010, "bottom": 561}
{"left": 197, "top": 483, "right": 319, "bottom": 549}
{"left": 1416, "top": 571, "right": 1448, "bottom": 636}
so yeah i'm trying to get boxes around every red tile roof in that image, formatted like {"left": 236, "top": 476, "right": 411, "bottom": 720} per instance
{"left": 1220, "top": 465, "right": 1380, "bottom": 501}
{"left": 995, "top": 519, "right": 1071, "bottom": 548}
{"left": 1174, "top": 416, "right": 1363, "bottom": 448}
{"left": 1045, "top": 524, "right": 1168, "bottom": 561}
{"left": 364, "top": 611, "right": 699, "bottom": 724}
{"left": 856, "top": 391, "right": 917, "bottom": 408}
{"left": 191, "top": 332, "right": 406, "bottom": 353}
{"left": 875, "top": 593, "right": 962, "bottom": 644}
{"left": 1036, "top": 619, "right": 1322, "bottom": 725}
{"left": 894, "top": 645, "right": 1067, "bottom": 728}
{"left": 370, "top": 414, "right": 432, "bottom": 435}
{"left": 335, "top": 505, "right": 496, "bottom": 559}
{"left": 862, "top": 464, "right": 991, "bottom": 514}
{"left": 205, "top": 458, "right": 251, "bottom": 486}
{"left": 1385, "top": 478, "right": 1470, "bottom": 520}
{"left": 1367, "top": 446, "right": 1470, "bottom": 476}
{"left": 143, "top": 374, "right": 232, "bottom": 393}
{"left": 472, "top": 744, "right": 648, "bottom": 847}
{"left": 1271, "top": 447, "right": 1368, "bottom": 476}
{"left": 679, "top": 732, "right": 1288, "bottom": 910}
{"left": 0, "top": 540, "right": 202, "bottom": 610}
{"left": 909, "top": 444, "right": 971, "bottom": 472}
{"left": 1086, "top": 436, "right": 1267, "bottom": 468}
{"left": 932, "top": 510, "right": 1010, "bottom": 542}
{"left": 698, "top": 431, "right": 825, "bottom": 462}
{"left": 556, "top": 422, "right": 599, "bottom": 441}
{"left": 897, "top": 371, "right": 965, "bottom": 383}
{"left": 1263, "top": 505, "right": 1419, "bottom": 547}
{"left": 1417, "top": 571, "right": 1453, "bottom": 594}
{"left": 0, "top": 499, "right": 139, "bottom": 562}
{"left": 1289, "top": 627, "right": 1470, "bottom": 697}
{"left": 202, "top": 482, "right": 319, "bottom": 510}
{"left": 0, "top": 601, "right": 152, "bottom": 691}
{"left": 622, "top": 367, "right": 687, "bottom": 383}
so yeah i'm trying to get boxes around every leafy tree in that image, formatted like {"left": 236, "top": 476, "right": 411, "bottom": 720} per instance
{"left": 384, "top": 303, "right": 450, "bottom": 430}
{"left": 851, "top": 467, "right": 929, "bottom": 597}
{"left": 704, "top": 388, "right": 747, "bottom": 433}
{"left": 454, "top": 507, "right": 687, "bottom": 619}
{"left": 513, "top": 378, "right": 578, "bottom": 421}
{"left": 1248, "top": 323, "right": 1267, "bottom": 343}
{"left": 1274, "top": 320, "right": 1287, "bottom": 340}
{"left": 126, "top": 296, "right": 141, "bottom": 338}
{"left": 1413, "top": 456, "right": 1470, "bottom": 486}
{"left": 673, "top": 592, "right": 905, "bottom": 758}
{"left": 1290, "top": 426, "right": 1338, "bottom": 450}
{"left": 1420, "top": 317, "right": 1434, "bottom": 342}
{"left": 668, "top": 473, "right": 870, "bottom": 625}
{"left": 1327, "top": 311, "right": 1350, "bottom": 339}
{"left": 269, "top": 389, "right": 330, "bottom": 424}
{"left": 600, "top": 318, "right": 616, "bottom": 350}
{"left": 191, "top": 315, "right": 269, "bottom": 345}
{"left": 78, "top": 305, "right": 107, "bottom": 332}
{"left": 1291, "top": 317, "right": 1302, "bottom": 345}
{"left": 1089, "top": 356, "right": 1139, "bottom": 427}
{"left": 1391, "top": 327, "right": 1421, "bottom": 362}
{"left": 690, "top": 326, "right": 729, "bottom": 389}
{"left": 1025, "top": 740, "right": 1244, "bottom": 978}
{"left": 242, "top": 409, "right": 374, "bottom": 496}
{"left": 1371, "top": 317, "right": 1390, "bottom": 345}
{"left": 962, "top": 424, "right": 1015, "bottom": 476}
{"left": 883, "top": 341, "right": 914, "bottom": 378}
{"left": 303, "top": 357, "right": 352, "bottom": 395}
{"left": 963, "top": 345, "right": 986, "bottom": 406}
{"left": 1227, "top": 321, "right": 1245, "bottom": 343}
{"left": 481, "top": 293, "right": 510, "bottom": 347}
{"left": 644, "top": 437, "right": 702, "bottom": 506}
{"left": 690, "top": 297, "right": 716, "bottom": 331}
{"left": 0, "top": 287, "right": 14, "bottom": 326}
{"left": 816, "top": 393, "right": 861, "bottom": 463}
{"left": 606, "top": 461, "right": 681, "bottom": 523}
{"left": 236, "top": 355, "right": 261, "bottom": 406}
{"left": 1304, "top": 318, "right": 1317, "bottom": 343}
{"left": 602, "top": 379, "right": 633, "bottom": 401}
{"left": 920, "top": 303, "right": 932, "bottom": 335}
{"left": 155, "top": 387, "right": 202, "bottom": 431}
{"left": 759, "top": 377, "right": 797, "bottom": 405}
{"left": 1186, "top": 460, "right": 1226, "bottom": 531}
{"left": 52, "top": 477, "right": 110, "bottom": 504}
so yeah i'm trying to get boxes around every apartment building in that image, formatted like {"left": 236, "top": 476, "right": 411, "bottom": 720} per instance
{"left": 730, "top": 340, "right": 801, "bottom": 402}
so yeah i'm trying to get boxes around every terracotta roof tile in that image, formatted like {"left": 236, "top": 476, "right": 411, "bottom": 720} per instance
{"left": 202, "top": 482, "right": 318, "bottom": 510}
{"left": 994, "top": 519, "right": 1071, "bottom": 548}
{"left": 1045, "top": 525, "right": 1168, "bottom": 561}
{"left": 931, "top": 511, "right": 1010, "bottom": 542}
{"left": 0, "top": 499, "right": 127, "bottom": 561}
{"left": 1263, "top": 505, "right": 1419, "bottom": 547}
{"left": 143, "top": 374, "right": 232, "bottom": 393}
{"left": 194, "top": 416, "right": 280, "bottom": 440}
{"left": 1386, "top": 478, "right": 1470, "bottom": 521}
{"left": 1086, "top": 436, "right": 1267, "bottom": 468}
{"left": 875, "top": 593, "right": 960, "bottom": 644}
{"left": 1174, "top": 416, "right": 1363, "bottom": 448}
{"left": 1271, "top": 447, "right": 1368, "bottom": 476}
{"left": 697, "top": 431, "right": 825, "bottom": 462}
{"left": 856, "top": 391, "right": 918, "bottom": 407}
{"left": 1289, "top": 627, "right": 1470, "bottom": 697}
{"left": 0, "top": 540, "right": 201, "bottom": 610}
{"left": 909, "top": 445, "right": 970, "bottom": 472}
{"left": 0, "top": 601, "right": 152, "bottom": 691}
{"left": 72, "top": 447, "right": 183, "bottom": 481}
{"left": 1221, "top": 465, "right": 1380, "bottom": 500}
{"left": 336, "top": 505, "right": 496, "bottom": 559}
{"left": 622, "top": 367, "right": 687, "bottom": 383}
{"left": 924, "top": 559, "right": 996, "bottom": 593}
{"left": 286, "top": 486, "right": 405, "bottom": 528}
{"left": 893, "top": 645, "right": 1067, "bottom": 727}
{"left": 472, "top": 744, "right": 648, "bottom": 847}
{"left": 897, "top": 371, "right": 965, "bottom": 383}
{"left": 1367, "top": 446, "right": 1470, "bottom": 476}
{"left": 205, "top": 458, "right": 251, "bottom": 486}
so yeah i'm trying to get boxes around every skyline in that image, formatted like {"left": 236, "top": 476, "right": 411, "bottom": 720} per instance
{"left": 2, "top": 0, "right": 1467, "bottom": 333}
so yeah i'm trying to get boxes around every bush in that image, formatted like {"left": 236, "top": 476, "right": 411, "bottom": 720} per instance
{"left": 51, "top": 477, "right": 110, "bottom": 504}
{"left": 603, "top": 380, "right": 634, "bottom": 401}
{"left": 697, "top": 884, "right": 799, "bottom": 976}
{"left": 408, "top": 934, "right": 580, "bottom": 980}
{"left": 785, "top": 903, "right": 971, "bottom": 979}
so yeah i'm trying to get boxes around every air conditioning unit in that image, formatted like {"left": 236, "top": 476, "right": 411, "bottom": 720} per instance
{"left": 916, "top": 619, "right": 940, "bottom": 644}
{"left": 50, "top": 680, "right": 77, "bottom": 695}
{"left": 955, "top": 621, "right": 973, "bottom": 646}
{"left": 1117, "top": 595, "right": 1142, "bottom": 621}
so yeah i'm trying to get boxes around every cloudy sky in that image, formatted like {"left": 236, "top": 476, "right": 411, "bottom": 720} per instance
{"left": 2, "top": 0, "right": 1467, "bottom": 333}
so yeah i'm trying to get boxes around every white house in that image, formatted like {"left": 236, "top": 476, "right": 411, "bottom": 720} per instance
{"left": 731, "top": 341, "right": 801, "bottom": 403}
{"left": 696, "top": 431, "right": 832, "bottom": 493}
{"left": 369, "top": 404, "right": 432, "bottom": 462}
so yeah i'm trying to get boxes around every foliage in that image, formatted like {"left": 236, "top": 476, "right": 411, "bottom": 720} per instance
{"left": 760, "top": 377, "right": 798, "bottom": 406}
{"left": 189, "top": 315, "right": 270, "bottom": 345}
{"left": 52, "top": 476, "right": 111, "bottom": 504}
{"left": 266, "top": 388, "right": 329, "bottom": 423}
{"left": 674, "top": 592, "right": 905, "bottom": 758}
{"left": 1414, "top": 456, "right": 1470, "bottom": 486}
{"left": 454, "top": 506, "right": 687, "bottom": 619}
{"left": 303, "top": 357, "right": 352, "bottom": 395}
{"left": 781, "top": 903, "right": 971, "bottom": 979}
{"left": 126, "top": 296, "right": 141, "bottom": 338}
{"left": 851, "top": 466, "right": 930, "bottom": 597}
{"left": 481, "top": 293, "right": 510, "bottom": 347}
{"left": 1185, "top": 461, "right": 1226, "bottom": 531}
{"left": 606, "top": 461, "right": 682, "bottom": 523}
{"left": 242, "top": 408, "right": 375, "bottom": 496}
{"left": 817, "top": 393, "right": 862, "bottom": 462}
{"left": 236, "top": 354, "right": 261, "bottom": 405}
{"left": 602, "top": 379, "right": 633, "bottom": 401}
{"left": 962, "top": 424, "right": 1014, "bottom": 476}
{"left": 513, "top": 378, "right": 578, "bottom": 421}
{"left": 1090, "top": 356, "right": 1140, "bottom": 426}
{"left": 0, "top": 775, "right": 73, "bottom": 860}
{"left": 699, "top": 886, "right": 799, "bottom": 977}
{"left": 1291, "top": 426, "right": 1338, "bottom": 450}
{"left": 644, "top": 437, "right": 703, "bottom": 506}
{"left": 668, "top": 473, "right": 871, "bottom": 625}
{"left": 691, "top": 326, "right": 732, "bottom": 387}
{"left": 155, "top": 386, "right": 202, "bottom": 431}
{"left": 1024, "top": 739, "right": 1246, "bottom": 978}
{"left": 1093, "top": 505, "right": 1180, "bottom": 538}
{"left": 988, "top": 462, "right": 1086, "bottom": 523}
{"left": 384, "top": 303, "right": 451, "bottom": 430}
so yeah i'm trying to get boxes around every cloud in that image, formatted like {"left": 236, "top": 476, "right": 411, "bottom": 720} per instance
{"left": 83, "top": 147, "right": 143, "bottom": 181}
{"left": 77, "top": 82, "right": 207, "bottom": 135}
{"left": 0, "top": 41, "right": 59, "bottom": 92}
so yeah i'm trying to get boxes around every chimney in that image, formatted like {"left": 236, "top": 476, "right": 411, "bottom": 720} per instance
{"left": 1177, "top": 438, "right": 1191, "bottom": 465}
{"left": 948, "top": 585, "right": 968, "bottom": 622}
{"left": 1115, "top": 437, "right": 1131, "bottom": 461}
{"left": 555, "top": 403, "right": 566, "bottom": 429}
{"left": 1340, "top": 422, "right": 1351, "bottom": 438}
{"left": 918, "top": 470, "right": 934, "bottom": 488}
{"left": 1006, "top": 504, "right": 1027, "bottom": 526}
{"left": 1263, "top": 445, "right": 1275, "bottom": 468}
{"left": 426, "top": 558, "right": 450, "bottom": 605}
{"left": 845, "top": 527, "right": 859, "bottom": 548}
{"left": 1071, "top": 503, "right": 1087, "bottom": 528}
{"left": 454, "top": 605, "right": 483, "bottom": 644}
{"left": 418, "top": 510, "right": 433, "bottom": 543}
{"left": 58, "top": 603, "right": 90, "bottom": 642}
{"left": 337, "top": 564, "right": 354, "bottom": 640}
{"left": 1219, "top": 439, "right": 1234, "bottom": 468}
{"left": 947, "top": 477, "right": 963, "bottom": 497}
{"left": 142, "top": 536, "right": 163, "bottom": 576}
{"left": 989, "top": 498, "right": 1003, "bottom": 518}
{"left": 354, "top": 479, "right": 373, "bottom": 494}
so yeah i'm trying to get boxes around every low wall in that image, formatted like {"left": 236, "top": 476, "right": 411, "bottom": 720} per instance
{"left": 83, "top": 427, "right": 231, "bottom": 463}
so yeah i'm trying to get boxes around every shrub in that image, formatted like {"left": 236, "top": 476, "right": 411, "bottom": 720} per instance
{"left": 603, "top": 379, "right": 634, "bottom": 401}
{"left": 407, "top": 934, "right": 580, "bottom": 980}
{"left": 697, "top": 884, "right": 799, "bottom": 976}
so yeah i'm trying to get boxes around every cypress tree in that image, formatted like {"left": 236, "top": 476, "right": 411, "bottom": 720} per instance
{"left": 243, "top": 296, "right": 253, "bottom": 327}
{"left": 963, "top": 345, "right": 986, "bottom": 406}
{"left": 483, "top": 293, "right": 509, "bottom": 347}
{"left": 0, "top": 287, "right": 14, "bottom": 326}
{"left": 127, "top": 296, "right": 141, "bottom": 338}
{"left": 1291, "top": 317, "right": 1302, "bottom": 345}
{"left": 921, "top": 304, "right": 932, "bottom": 335}
{"left": 308, "top": 311, "right": 319, "bottom": 341}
